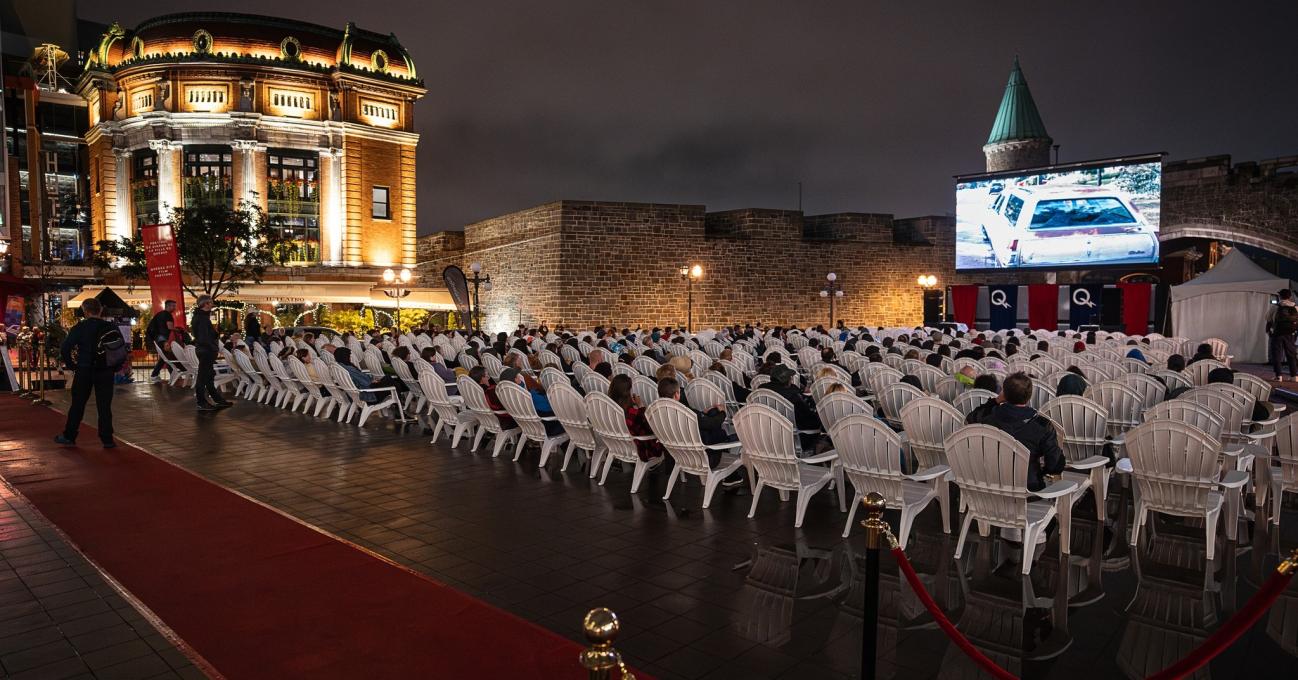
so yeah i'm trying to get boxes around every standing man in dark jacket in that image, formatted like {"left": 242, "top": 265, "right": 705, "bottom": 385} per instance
{"left": 965, "top": 372, "right": 1065, "bottom": 492}
{"left": 146, "top": 300, "right": 176, "bottom": 382}
{"left": 55, "top": 299, "right": 119, "bottom": 448}
{"left": 244, "top": 311, "right": 262, "bottom": 345}
{"left": 192, "top": 295, "right": 230, "bottom": 411}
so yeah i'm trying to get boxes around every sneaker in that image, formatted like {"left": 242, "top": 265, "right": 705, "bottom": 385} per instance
{"left": 53, "top": 434, "right": 75, "bottom": 446}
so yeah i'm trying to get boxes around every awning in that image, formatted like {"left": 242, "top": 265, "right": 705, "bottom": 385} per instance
{"left": 67, "top": 281, "right": 456, "bottom": 310}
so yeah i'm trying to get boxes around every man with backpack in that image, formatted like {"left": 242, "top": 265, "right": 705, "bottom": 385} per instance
{"left": 55, "top": 298, "right": 125, "bottom": 448}
{"left": 1268, "top": 288, "right": 1298, "bottom": 381}
{"left": 145, "top": 299, "right": 176, "bottom": 383}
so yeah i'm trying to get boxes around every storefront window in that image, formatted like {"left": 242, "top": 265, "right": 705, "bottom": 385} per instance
{"left": 267, "top": 149, "right": 319, "bottom": 264}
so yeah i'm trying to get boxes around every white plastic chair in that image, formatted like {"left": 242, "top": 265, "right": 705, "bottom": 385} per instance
{"left": 1185, "top": 359, "right": 1226, "bottom": 386}
{"left": 645, "top": 399, "right": 745, "bottom": 509}
{"left": 587, "top": 392, "right": 662, "bottom": 492}
{"left": 828, "top": 413, "right": 949, "bottom": 545}
{"left": 538, "top": 367, "right": 568, "bottom": 393}
{"left": 944, "top": 425, "right": 1078, "bottom": 574}
{"left": 328, "top": 363, "right": 399, "bottom": 427}
{"left": 1029, "top": 380, "right": 1056, "bottom": 411}
{"left": 1086, "top": 381, "right": 1143, "bottom": 448}
{"left": 899, "top": 397, "right": 963, "bottom": 470}
{"left": 877, "top": 382, "right": 925, "bottom": 430}
{"left": 954, "top": 389, "right": 997, "bottom": 418}
{"left": 1271, "top": 414, "right": 1298, "bottom": 527}
{"left": 456, "top": 375, "right": 521, "bottom": 457}
{"left": 498, "top": 381, "right": 570, "bottom": 465}
{"left": 1118, "top": 372, "right": 1167, "bottom": 412}
{"left": 1124, "top": 420, "right": 1248, "bottom": 560}
{"left": 549, "top": 383, "right": 602, "bottom": 474}
{"left": 581, "top": 373, "right": 611, "bottom": 396}
{"left": 631, "top": 374, "right": 660, "bottom": 408}
{"left": 418, "top": 371, "right": 473, "bottom": 445}
{"left": 733, "top": 403, "right": 844, "bottom": 528}
{"left": 1040, "top": 396, "right": 1112, "bottom": 521}
{"left": 815, "top": 392, "right": 871, "bottom": 433}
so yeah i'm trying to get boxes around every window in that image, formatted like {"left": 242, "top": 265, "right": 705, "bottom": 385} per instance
{"left": 1003, "top": 195, "right": 1024, "bottom": 225}
{"left": 132, "top": 149, "right": 159, "bottom": 230}
{"left": 183, "top": 145, "right": 233, "bottom": 208}
{"left": 372, "top": 186, "right": 390, "bottom": 219}
{"left": 1029, "top": 197, "right": 1137, "bottom": 229}
{"left": 267, "top": 150, "right": 320, "bottom": 264}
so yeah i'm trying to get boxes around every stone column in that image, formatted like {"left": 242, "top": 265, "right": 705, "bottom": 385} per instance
{"left": 318, "top": 147, "right": 345, "bottom": 265}
{"left": 112, "top": 148, "right": 133, "bottom": 239}
{"left": 148, "top": 139, "right": 182, "bottom": 220}
{"left": 231, "top": 140, "right": 267, "bottom": 211}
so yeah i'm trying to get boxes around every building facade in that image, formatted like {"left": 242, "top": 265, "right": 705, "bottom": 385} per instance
{"left": 77, "top": 12, "right": 425, "bottom": 270}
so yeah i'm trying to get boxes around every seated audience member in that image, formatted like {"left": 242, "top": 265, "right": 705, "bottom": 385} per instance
{"left": 712, "top": 361, "right": 750, "bottom": 402}
{"left": 1206, "top": 367, "right": 1271, "bottom": 421}
{"left": 332, "top": 347, "right": 405, "bottom": 402}
{"left": 925, "top": 353, "right": 943, "bottom": 368}
{"left": 1056, "top": 372, "right": 1087, "bottom": 397}
{"left": 903, "top": 349, "right": 920, "bottom": 361}
{"left": 767, "top": 365, "right": 822, "bottom": 434}
{"left": 1167, "top": 354, "right": 1186, "bottom": 372}
{"left": 470, "top": 366, "right": 516, "bottom": 429}
{"left": 955, "top": 366, "right": 977, "bottom": 387}
{"left": 973, "top": 374, "right": 999, "bottom": 394}
{"left": 500, "top": 368, "right": 562, "bottom": 434}
{"left": 965, "top": 372, "right": 1066, "bottom": 492}
{"left": 899, "top": 374, "right": 923, "bottom": 390}
{"left": 658, "top": 377, "right": 733, "bottom": 450}
{"left": 419, "top": 346, "right": 459, "bottom": 394}
{"left": 608, "top": 374, "right": 663, "bottom": 461}
{"left": 1125, "top": 347, "right": 1149, "bottom": 364}
{"left": 668, "top": 355, "right": 695, "bottom": 380}
{"left": 595, "top": 362, "right": 614, "bottom": 378}
{"left": 1188, "top": 343, "right": 1216, "bottom": 365}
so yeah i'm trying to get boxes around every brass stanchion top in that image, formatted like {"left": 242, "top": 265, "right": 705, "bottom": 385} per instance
{"left": 860, "top": 492, "right": 899, "bottom": 549}
{"left": 1280, "top": 548, "right": 1298, "bottom": 576}
{"left": 862, "top": 492, "right": 886, "bottom": 516}
{"left": 579, "top": 607, "right": 621, "bottom": 673}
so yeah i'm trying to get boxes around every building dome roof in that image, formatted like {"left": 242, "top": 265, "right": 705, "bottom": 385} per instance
{"left": 88, "top": 12, "right": 419, "bottom": 84}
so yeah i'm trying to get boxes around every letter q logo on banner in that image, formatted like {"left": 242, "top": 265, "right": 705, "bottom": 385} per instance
{"left": 1072, "top": 287, "right": 1096, "bottom": 308}
{"left": 990, "top": 289, "right": 1012, "bottom": 309}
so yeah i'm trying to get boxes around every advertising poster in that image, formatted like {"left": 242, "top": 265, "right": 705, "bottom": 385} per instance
{"left": 142, "top": 224, "right": 188, "bottom": 329}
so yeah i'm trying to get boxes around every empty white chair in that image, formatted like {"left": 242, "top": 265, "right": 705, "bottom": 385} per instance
{"left": 645, "top": 399, "right": 745, "bottom": 509}
{"left": 587, "top": 392, "right": 662, "bottom": 492}
{"left": 945, "top": 425, "right": 1078, "bottom": 574}
{"left": 877, "top": 382, "right": 925, "bottom": 430}
{"left": 418, "top": 371, "right": 473, "bottom": 445}
{"left": 733, "top": 403, "right": 844, "bottom": 528}
{"left": 816, "top": 392, "right": 870, "bottom": 433}
{"left": 1119, "top": 372, "right": 1166, "bottom": 412}
{"left": 954, "top": 388, "right": 996, "bottom": 418}
{"left": 456, "top": 375, "right": 521, "bottom": 457}
{"left": 1272, "top": 414, "right": 1298, "bottom": 527}
{"left": 899, "top": 397, "right": 963, "bottom": 470}
{"left": 829, "top": 413, "right": 949, "bottom": 545}
{"left": 549, "top": 383, "right": 602, "bottom": 473}
{"left": 498, "top": 381, "right": 570, "bottom": 465}
{"left": 1124, "top": 420, "right": 1248, "bottom": 560}
{"left": 1086, "top": 381, "right": 1143, "bottom": 447}
{"left": 1041, "top": 396, "right": 1112, "bottom": 521}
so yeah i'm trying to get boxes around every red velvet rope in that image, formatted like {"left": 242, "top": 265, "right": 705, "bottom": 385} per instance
{"left": 1145, "top": 565, "right": 1293, "bottom": 680}
{"left": 891, "top": 546, "right": 1018, "bottom": 680}
{"left": 890, "top": 546, "right": 1295, "bottom": 680}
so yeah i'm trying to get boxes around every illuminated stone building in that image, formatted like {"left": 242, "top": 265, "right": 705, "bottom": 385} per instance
{"left": 77, "top": 12, "right": 425, "bottom": 274}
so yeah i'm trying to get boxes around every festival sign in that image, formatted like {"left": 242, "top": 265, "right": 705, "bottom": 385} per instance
{"left": 142, "top": 224, "right": 188, "bottom": 329}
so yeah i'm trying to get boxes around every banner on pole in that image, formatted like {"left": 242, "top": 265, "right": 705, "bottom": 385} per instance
{"left": 1068, "top": 284, "right": 1103, "bottom": 329}
{"left": 988, "top": 285, "right": 1018, "bottom": 331}
{"left": 441, "top": 266, "right": 472, "bottom": 329}
{"left": 141, "top": 224, "right": 187, "bottom": 329}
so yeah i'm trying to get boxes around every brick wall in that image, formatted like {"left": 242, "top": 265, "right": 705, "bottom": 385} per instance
{"left": 1162, "top": 155, "right": 1298, "bottom": 260}
{"left": 416, "top": 200, "right": 1005, "bottom": 331}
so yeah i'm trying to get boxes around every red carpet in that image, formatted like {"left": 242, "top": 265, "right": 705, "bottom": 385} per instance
{"left": 0, "top": 397, "right": 625, "bottom": 679}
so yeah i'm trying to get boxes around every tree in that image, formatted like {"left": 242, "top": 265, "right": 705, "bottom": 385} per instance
{"left": 95, "top": 202, "right": 287, "bottom": 302}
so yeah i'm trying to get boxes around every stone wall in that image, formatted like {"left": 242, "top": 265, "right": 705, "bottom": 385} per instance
{"left": 1162, "top": 154, "right": 1298, "bottom": 260}
{"left": 417, "top": 200, "right": 1001, "bottom": 331}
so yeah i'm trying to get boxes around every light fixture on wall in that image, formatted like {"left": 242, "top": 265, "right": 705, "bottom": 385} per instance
{"left": 917, "top": 274, "right": 938, "bottom": 288}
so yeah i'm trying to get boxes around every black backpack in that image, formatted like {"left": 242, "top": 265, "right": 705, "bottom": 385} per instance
{"left": 97, "top": 326, "right": 129, "bottom": 369}
{"left": 1276, "top": 305, "right": 1298, "bottom": 335}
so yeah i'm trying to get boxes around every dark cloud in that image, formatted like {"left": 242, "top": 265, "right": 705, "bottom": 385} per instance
{"left": 83, "top": 1, "right": 1298, "bottom": 233}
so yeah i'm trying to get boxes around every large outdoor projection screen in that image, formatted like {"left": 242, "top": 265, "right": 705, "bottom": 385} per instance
{"left": 955, "top": 156, "right": 1162, "bottom": 271}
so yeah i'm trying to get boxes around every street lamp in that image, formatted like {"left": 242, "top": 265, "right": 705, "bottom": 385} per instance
{"left": 467, "top": 262, "right": 492, "bottom": 333}
{"left": 380, "top": 267, "right": 413, "bottom": 329}
{"left": 819, "top": 272, "right": 845, "bottom": 329}
{"left": 680, "top": 264, "right": 703, "bottom": 333}
{"left": 917, "top": 274, "right": 942, "bottom": 326}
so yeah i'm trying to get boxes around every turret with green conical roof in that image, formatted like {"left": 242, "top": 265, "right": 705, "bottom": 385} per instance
{"left": 983, "top": 58, "right": 1053, "bottom": 172}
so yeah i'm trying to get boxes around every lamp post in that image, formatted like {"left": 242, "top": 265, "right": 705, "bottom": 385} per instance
{"left": 380, "top": 267, "right": 413, "bottom": 329}
{"left": 680, "top": 264, "right": 703, "bottom": 333}
{"left": 468, "top": 261, "right": 492, "bottom": 333}
{"left": 820, "top": 272, "right": 844, "bottom": 329}
{"left": 917, "top": 274, "right": 940, "bottom": 326}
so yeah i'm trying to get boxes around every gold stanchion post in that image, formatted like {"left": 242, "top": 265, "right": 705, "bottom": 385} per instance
{"left": 860, "top": 492, "right": 888, "bottom": 680}
{"left": 580, "top": 607, "right": 635, "bottom": 680}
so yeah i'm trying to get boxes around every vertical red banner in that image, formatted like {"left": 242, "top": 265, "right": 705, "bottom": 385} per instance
{"left": 1028, "top": 284, "right": 1060, "bottom": 331}
{"left": 141, "top": 224, "right": 187, "bottom": 329}
{"left": 950, "top": 285, "right": 978, "bottom": 329}
{"left": 1118, "top": 282, "right": 1152, "bottom": 336}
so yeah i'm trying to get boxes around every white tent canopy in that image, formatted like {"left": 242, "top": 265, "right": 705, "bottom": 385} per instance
{"left": 1171, "top": 249, "right": 1293, "bottom": 363}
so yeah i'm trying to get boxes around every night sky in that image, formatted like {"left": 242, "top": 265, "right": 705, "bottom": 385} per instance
{"left": 83, "top": 1, "right": 1298, "bottom": 235}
